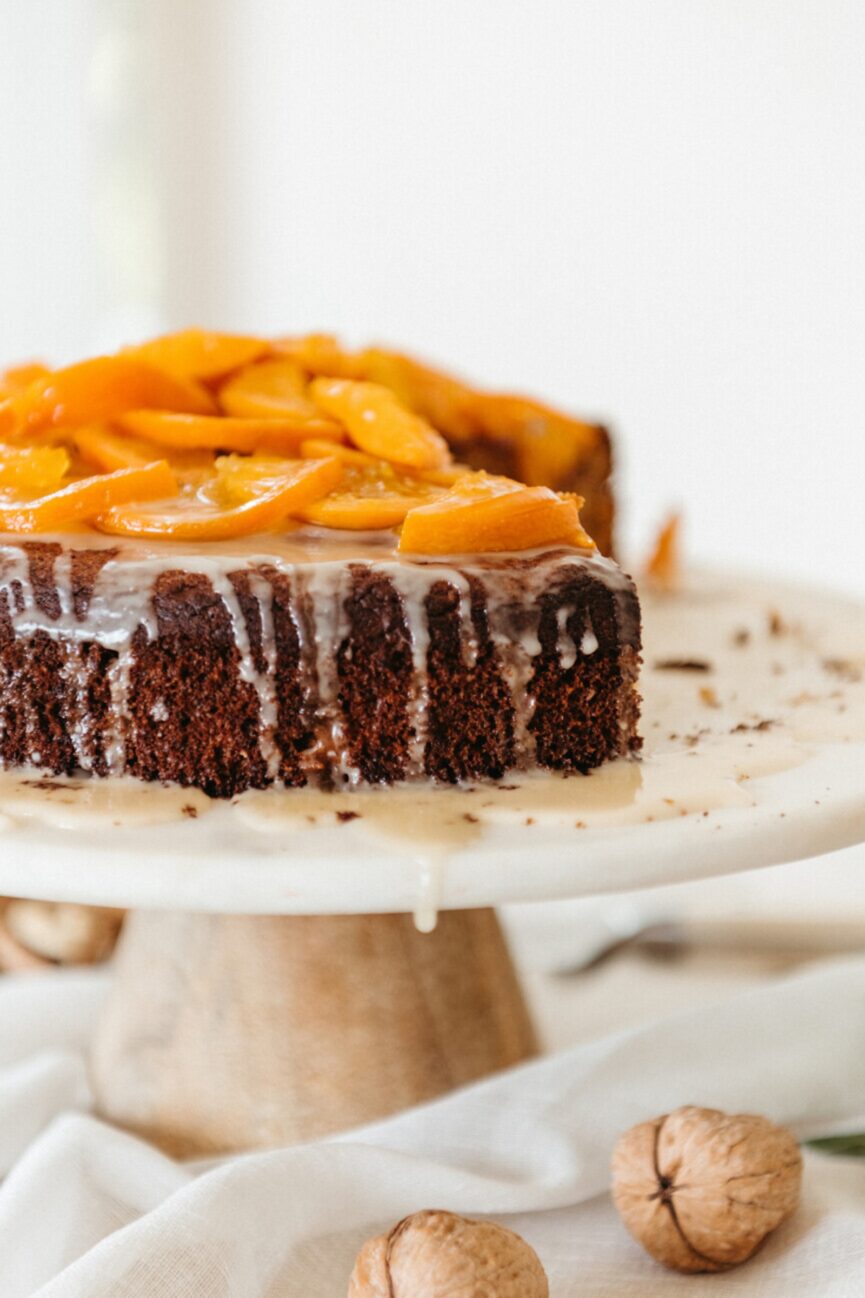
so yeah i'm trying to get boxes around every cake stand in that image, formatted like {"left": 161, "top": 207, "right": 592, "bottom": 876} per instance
{"left": 0, "top": 567, "right": 862, "bottom": 1157}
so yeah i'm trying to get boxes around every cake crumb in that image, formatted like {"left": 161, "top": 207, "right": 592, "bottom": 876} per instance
{"left": 336, "top": 810, "right": 360, "bottom": 823}
{"left": 181, "top": 804, "right": 198, "bottom": 819}
{"left": 699, "top": 686, "right": 720, "bottom": 709}
{"left": 732, "top": 628, "right": 751, "bottom": 647}
{"left": 768, "top": 609, "right": 787, "bottom": 637}
{"left": 463, "top": 813, "right": 479, "bottom": 824}
{"left": 823, "top": 658, "right": 862, "bottom": 683}
{"left": 654, "top": 658, "right": 712, "bottom": 673}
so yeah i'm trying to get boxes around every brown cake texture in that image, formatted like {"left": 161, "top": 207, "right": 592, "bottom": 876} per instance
{"left": 0, "top": 537, "right": 640, "bottom": 798}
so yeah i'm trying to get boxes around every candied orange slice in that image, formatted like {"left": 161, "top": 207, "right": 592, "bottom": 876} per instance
{"left": 309, "top": 378, "right": 450, "bottom": 471}
{"left": 74, "top": 425, "right": 213, "bottom": 477}
{"left": 0, "top": 362, "right": 51, "bottom": 399}
{"left": 300, "top": 438, "right": 465, "bottom": 487}
{"left": 273, "top": 333, "right": 364, "bottom": 379}
{"left": 0, "top": 461, "right": 177, "bottom": 534}
{"left": 95, "top": 456, "right": 342, "bottom": 542}
{"left": 470, "top": 393, "right": 599, "bottom": 486}
{"left": 219, "top": 359, "right": 337, "bottom": 433}
{"left": 207, "top": 455, "right": 309, "bottom": 508}
{"left": 117, "top": 410, "right": 343, "bottom": 457}
{"left": 297, "top": 461, "right": 446, "bottom": 530}
{"left": 0, "top": 356, "right": 216, "bottom": 438}
{"left": 125, "top": 329, "right": 269, "bottom": 381}
{"left": 299, "top": 438, "right": 378, "bottom": 468}
{"left": 75, "top": 425, "right": 159, "bottom": 472}
{"left": 398, "top": 473, "right": 595, "bottom": 555}
{"left": 359, "top": 348, "right": 480, "bottom": 443}
{"left": 0, "top": 445, "right": 69, "bottom": 493}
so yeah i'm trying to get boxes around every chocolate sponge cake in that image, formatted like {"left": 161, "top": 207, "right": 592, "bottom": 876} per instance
{"left": 0, "top": 329, "right": 640, "bottom": 797}
{"left": 0, "top": 535, "right": 640, "bottom": 796}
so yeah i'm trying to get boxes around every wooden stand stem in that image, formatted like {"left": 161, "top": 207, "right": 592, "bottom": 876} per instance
{"left": 90, "top": 908, "right": 537, "bottom": 1157}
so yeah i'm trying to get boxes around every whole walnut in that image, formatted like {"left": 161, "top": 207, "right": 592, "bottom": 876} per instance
{"left": 348, "top": 1209, "right": 548, "bottom": 1297}
{"left": 612, "top": 1105, "right": 802, "bottom": 1273}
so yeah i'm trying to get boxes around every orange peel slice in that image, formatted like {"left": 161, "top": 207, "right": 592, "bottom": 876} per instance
{"left": 0, "top": 362, "right": 51, "bottom": 400}
{"left": 95, "top": 456, "right": 342, "bottom": 542}
{"left": 75, "top": 425, "right": 161, "bottom": 472}
{"left": 309, "top": 378, "right": 450, "bottom": 471}
{"left": 0, "top": 445, "right": 69, "bottom": 493}
{"left": 0, "top": 356, "right": 216, "bottom": 439}
{"left": 125, "top": 329, "right": 270, "bottom": 381}
{"left": 359, "top": 348, "right": 480, "bottom": 443}
{"left": 398, "top": 473, "right": 595, "bottom": 555}
{"left": 297, "top": 462, "right": 446, "bottom": 530}
{"left": 299, "top": 438, "right": 379, "bottom": 468}
{"left": 116, "top": 410, "right": 344, "bottom": 457}
{"left": 273, "top": 333, "right": 364, "bottom": 379}
{"left": 218, "top": 359, "right": 338, "bottom": 433}
{"left": 0, "top": 460, "right": 177, "bottom": 533}
{"left": 74, "top": 425, "right": 214, "bottom": 477}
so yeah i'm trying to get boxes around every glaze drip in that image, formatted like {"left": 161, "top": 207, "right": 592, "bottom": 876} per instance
{"left": 0, "top": 530, "right": 641, "bottom": 792}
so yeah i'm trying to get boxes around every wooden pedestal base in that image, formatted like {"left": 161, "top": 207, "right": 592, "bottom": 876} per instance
{"left": 90, "top": 908, "right": 537, "bottom": 1157}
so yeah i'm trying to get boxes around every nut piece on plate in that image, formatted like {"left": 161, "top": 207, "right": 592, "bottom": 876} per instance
{"left": 612, "top": 1105, "right": 802, "bottom": 1273}
{"left": 348, "top": 1209, "right": 548, "bottom": 1297}
{"left": 0, "top": 900, "right": 124, "bottom": 970}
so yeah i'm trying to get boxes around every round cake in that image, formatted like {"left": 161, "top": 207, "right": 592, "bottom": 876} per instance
{"left": 0, "top": 331, "right": 641, "bottom": 796}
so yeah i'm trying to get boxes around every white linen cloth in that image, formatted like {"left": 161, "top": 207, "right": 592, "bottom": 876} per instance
{"left": 1, "top": 959, "right": 865, "bottom": 1295}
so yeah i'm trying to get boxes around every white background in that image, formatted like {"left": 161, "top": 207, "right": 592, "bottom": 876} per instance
{"left": 0, "top": 0, "right": 863, "bottom": 591}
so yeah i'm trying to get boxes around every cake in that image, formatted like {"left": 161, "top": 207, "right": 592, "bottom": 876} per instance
{"left": 0, "top": 332, "right": 640, "bottom": 796}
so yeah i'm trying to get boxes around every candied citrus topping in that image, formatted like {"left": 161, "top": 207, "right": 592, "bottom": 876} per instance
{"left": 75, "top": 425, "right": 161, "bottom": 472}
{"left": 0, "top": 332, "right": 597, "bottom": 551}
{"left": 0, "top": 356, "right": 215, "bottom": 439}
{"left": 0, "top": 445, "right": 69, "bottom": 493}
{"left": 117, "top": 410, "right": 343, "bottom": 457}
{"left": 125, "top": 329, "right": 269, "bottom": 381}
{"left": 0, "top": 363, "right": 51, "bottom": 399}
{"left": 310, "top": 378, "right": 450, "bottom": 470}
{"left": 0, "top": 461, "right": 177, "bottom": 534}
{"left": 273, "top": 333, "right": 364, "bottom": 379}
{"left": 219, "top": 359, "right": 337, "bottom": 432}
{"left": 469, "top": 393, "right": 598, "bottom": 483}
{"left": 74, "top": 425, "right": 214, "bottom": 476}
{"left": 360, "top": 348, "right": 479, "bottom": 443}
{"left": 299, "top": 438, "right": 379, "bottom": 468}
{"left": 95, "top": 456, "right": 342, "bottom": 542}
{"left": 297, "top": 461, "right": 446, "bottom": 530}
{"left": 398, "top": 473, "right": 595, "bottom": 555}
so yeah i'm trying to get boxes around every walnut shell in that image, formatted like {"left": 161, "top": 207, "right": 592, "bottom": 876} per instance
{"left": 348, "top": 1209, "right": 548, "bottom": 1297}
{"left": 3, "top": 900, "right": 124, "bottom": 965}
{"left": 612, "top": 1105, "right": 802, "bottom": 1273}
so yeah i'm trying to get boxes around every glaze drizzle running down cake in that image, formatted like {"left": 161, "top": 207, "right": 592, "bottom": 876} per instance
{"left": 0, "top": 332, "right": 640, "bottom": 796}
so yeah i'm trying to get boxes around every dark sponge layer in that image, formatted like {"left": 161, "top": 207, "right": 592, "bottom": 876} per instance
{"left": 0, "top": 541, "right": 641, "bottom": 797}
